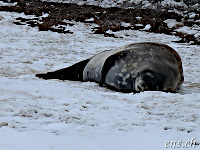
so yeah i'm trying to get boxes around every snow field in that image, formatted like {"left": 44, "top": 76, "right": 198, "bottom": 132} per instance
{"left": 0, "top": 11, "right": 200, "bottom": 149}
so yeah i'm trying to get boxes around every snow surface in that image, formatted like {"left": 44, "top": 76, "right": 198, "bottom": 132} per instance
{"left": 163, "top": 19, "right": 182, "bottom": 29}
{"left": 0, "top": 1, "right": 17, "bottom": 6}
{"left": 41, "top": 0, "right": 190, "bottom": 8}
{"left": 0, "top": 11, "right": 200, "bottom": 150}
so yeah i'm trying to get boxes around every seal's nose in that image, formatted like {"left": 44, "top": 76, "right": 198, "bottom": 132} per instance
{"left": 135, "top": 70, "right": 165, "bottom": 91}
{"left": 135, "top": 79, "right": 147, "bottom": 91}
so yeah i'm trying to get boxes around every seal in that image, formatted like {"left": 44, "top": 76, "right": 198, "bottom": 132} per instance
{"left": 36, "top": 42, "right": 184, "bottom": 92}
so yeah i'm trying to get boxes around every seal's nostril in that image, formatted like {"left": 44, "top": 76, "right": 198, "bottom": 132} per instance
{"left": 137, "top": 85, "right": 142, "bottom": 91}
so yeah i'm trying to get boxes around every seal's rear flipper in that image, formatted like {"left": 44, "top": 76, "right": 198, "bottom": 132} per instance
{"left": 36, "top": 59, "right": 90, "bottom": 81}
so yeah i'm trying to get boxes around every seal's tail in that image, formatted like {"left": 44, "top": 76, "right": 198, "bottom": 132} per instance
{"left": 36, "top": 59, "right": 90, "bottom": 81}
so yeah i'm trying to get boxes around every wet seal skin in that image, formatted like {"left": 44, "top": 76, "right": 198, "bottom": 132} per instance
{"left": 36, "top": 42, "right": 184, "bottom": 93}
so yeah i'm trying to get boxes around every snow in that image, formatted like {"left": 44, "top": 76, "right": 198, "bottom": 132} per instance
{"left": 163, "top": 19, "right": 182, "bottom": 29}
{"left": 176, "top": 26, "right": 199, "bottom": 35}
{"left": 85, "top": 18, "right": 94, "bottom": 22}
{"left": 141, "top": 1, "right": 152, "bottom": 9}
{"left": 121, "top": 22, "right": 131, "bottom": 27}
{"left": 134, "top": 0, "right": 143, "bottom": 5}
{"left": 0, "top": 1, "right": 17, "bottom": 6}
{"left": 142, "top": 24, "right": 151, "bottom": 31}
{"left": 160, "top": 0, "right": 188, "bottom": 9}
{"left": 1, "top": 10, "right": 200, "bottom": 150}
{"left": 136, "top": 16, "right": 142, "bottom": 20}
{"left": 41, "top": 0, "right": 190, "bottom": 8}
{"left": 189, "top": 12, "right": 197, "bottom": 19}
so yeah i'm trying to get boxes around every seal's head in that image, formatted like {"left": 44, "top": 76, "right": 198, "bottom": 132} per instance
{"left": 135, "top": 70, "right": 166, "bottom": 92}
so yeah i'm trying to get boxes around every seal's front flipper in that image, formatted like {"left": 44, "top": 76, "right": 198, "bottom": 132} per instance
{"left": 36, "top": 59, "right": 90, "bottom": 81}
{"left": 99, "top": 54, "right": 119, "bottom": 86}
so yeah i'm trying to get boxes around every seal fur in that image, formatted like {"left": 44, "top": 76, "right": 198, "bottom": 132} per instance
{"left": 36, "top": 42, "right": 184, "bottom": 92}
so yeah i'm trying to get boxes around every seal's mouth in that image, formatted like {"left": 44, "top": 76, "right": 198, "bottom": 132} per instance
{"left": 135, "top": 70, "right": 165, "bottom": 92}
{"left": 135, "top": 80, "right": 150, "bottom": 91}
{"left": 135, "top": 80, "right": 160, "bottom": 91}
{"left": 135, "top": 78, "right": 157, "bottom": 91}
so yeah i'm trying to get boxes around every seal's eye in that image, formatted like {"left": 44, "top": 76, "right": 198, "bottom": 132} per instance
{"left": 144, "top": 72, "right": 154, "bottom": 78}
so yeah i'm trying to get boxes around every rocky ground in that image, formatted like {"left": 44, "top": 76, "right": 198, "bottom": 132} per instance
{"left": 0, "top": 0, "right": 200, "bottom": 44}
